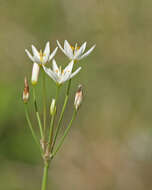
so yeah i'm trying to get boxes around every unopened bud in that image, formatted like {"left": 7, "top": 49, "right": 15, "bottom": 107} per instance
{"left": 23, "top": 76, "right": 29, "bottom": 103}
{"left": 74, "top": 84, "right": 83, "bottom": 110}
{"left": 50, "top": 99, "right": 56, "bottom": 115}
{"left": 31, "top": 62, "right": 40, "bottom": 85}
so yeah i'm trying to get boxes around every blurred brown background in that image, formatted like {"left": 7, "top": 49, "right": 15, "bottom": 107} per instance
{"left": 1, "top": 0, "right": 152, "bottom": 189}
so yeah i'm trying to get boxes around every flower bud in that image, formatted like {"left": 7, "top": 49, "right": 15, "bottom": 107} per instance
{"left": 23, "top": 76, "right": 29, "bottom": 103}
{"left": 74, "top": 84, "right": 83, "bottom": 110}
{"left": 31, "top": 62, "right": 40, "bottom": 85}
{"left": 50, "top": 99, "right": 56, "bottom": 115}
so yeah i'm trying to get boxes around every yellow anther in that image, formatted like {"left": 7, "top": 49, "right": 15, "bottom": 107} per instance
{"left": 71, "top": 45, "right": 80, "bottom": 52}
{"left": 56, "top": 69, "right": 58, "bottom": 73}
{"left": 71, "top": 46, "right": 75, "bottom": 51}
{"left": 39, "top": 50, "right": 46, "bottom": 63}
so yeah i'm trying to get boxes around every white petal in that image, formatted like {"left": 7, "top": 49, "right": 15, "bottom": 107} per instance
{"left": 49, "top": 47, "right": 58, "bottom": 61}
{"left": 70, "top": 67, "right": 82, "bottom": 79}
{"left": 52, "top": 59, "right": 59, "bottom": 73}
{"left": 31, "top": 63, "right": 40, "bottom": 85}
{"left": 57, "top": 40, "right": 67, "bottom": 55}
{"left": 60, "top": 70, "right": 71, "bottom": 83}
{"left": 43, "top": 66, "right": 59, "bottom": 83}
{"left": 42, "top": 42, "right": 50, "bottom": 64}
{"left": 31, "top": 45, "right": 40, "bottom": 60}
{"left": 43, "top": 41, "right": 50, "bottom": 57}
{"left": 25, "top": 49, "right": 34, "bottom": 62}
{"left": 74, "top": 42, "right": 87, "bottom": 59}
{"left": 60, "top": 74, "right": 71, "bottom": 84}
{"left": 42, "top": 57, "right": 48, "bottom": 64}
{"left": 42, "top": 56, "right": 49, "bottom": 64}
{"left": 64, "top": 40, "right": 74, "bottom": 59}
{"left": 60, "top": 61, "right": 74, "bottom": 84}
{"left": 78, "top": 44, "right": 96, "bottom": 60}
{"left": 81, "top": 42, "right": 87, "bottom": 53}
{"left": 62, "top": 60, "right": 74, "bottom": 76}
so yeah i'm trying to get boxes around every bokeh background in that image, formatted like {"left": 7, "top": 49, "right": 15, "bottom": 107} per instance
{"left": 1, "top": 0, "right": 152, "bottom": 189}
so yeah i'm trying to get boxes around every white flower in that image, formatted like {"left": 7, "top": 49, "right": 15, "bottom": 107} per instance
{"left": 31, "top": 62, "right": 40, "bottom": 85}
{"left": 25, "top": 41, "right": 58, "bottom": 65}
{"left": 43, "top": 59, "right": 81, "bottom": 85}
{"left": 57, "top": 40, "right": 96, "bottom": 61}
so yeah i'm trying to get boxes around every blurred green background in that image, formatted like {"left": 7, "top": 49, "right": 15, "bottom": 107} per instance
{"left": 1, "top": 0, "right": 152, "bottom": 189}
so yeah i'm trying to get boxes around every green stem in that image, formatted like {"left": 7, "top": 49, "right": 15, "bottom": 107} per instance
{"left": 33, "top": 87, "right": 44, "bottom": 139}
{"left": 51, "top": 80, "right": 71, "bottom": 151}
{"left": 48, "top": 86, "right": 60, "bottom": 151}
{"left": 52, "top": 109, "right": 77, "bottom": 158}
{"left": 24, "top": 104, "right": 41, "bottom": 151}
{"left": 36, "top": 112, "right": 44, "bottom": 139}
{"left": 43, "top": 70, "right": 47, "bottom": 138}
{"left": 41, "top": 161, "right": 50, "bottom": 190}
{"left": 55, "top": 85, "right": 60, "bottom": 101}
{"left": 48, "top": 114, "right": 55, "bottom": 149}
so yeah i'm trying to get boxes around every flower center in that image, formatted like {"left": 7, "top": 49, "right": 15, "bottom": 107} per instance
{"left": 71, "top": 45, "right": 80, "bottom": 51}
{"left": 39, "top": 50, "right": 46, "bottom": 63}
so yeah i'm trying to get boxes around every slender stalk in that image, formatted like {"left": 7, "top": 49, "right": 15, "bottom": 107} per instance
{"left": 51, "top": 80, "right": 71, "bottom": 151}
{"left": 36, "top": 112, "right": 44, "bottom": 139}
{"left": 48, "top": 86, "right": 60, "bottom": 150}
{"left": 52, "top": 109, "right": 77, "bottom": 158}
{"left": 33, "top": 87, "right": 44, "bottom": 139}
{"left": 55, "top": 85, "right": 60, "bottom": 102}
{"left": 41, "top": 161, "right": 50, "bottom": 190}
{"left": 24, "top": 104, "right": 41, "bottom": 150}
{"left": 48, "top": 114, "right": 55, "bottom": 149}
{"left": 42, "top": 70, "right": 47, "bottom": 137}
{"left": 41, "top": 85, "right": 60, "bottom": 190}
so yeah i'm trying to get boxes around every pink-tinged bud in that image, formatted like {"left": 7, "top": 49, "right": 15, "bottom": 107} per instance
{"left": 23, "top": 76, "right": 29, "bottom": 103}
{"left": 31, "top": 63, "right": 40, "bottom": 85}
{"left": 74, "top": 84, "right": 83, "bottom": 110}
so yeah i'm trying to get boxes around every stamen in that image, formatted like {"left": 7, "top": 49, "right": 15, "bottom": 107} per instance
{"left": 71, "top": 46, "right": 75, "bottom": 51}
{"left": 39, "top": 50, "right": 43, "bottom": 62}
{"left": 71, "top": 45, "right": 80, "bottom": 51}
{"left": 39, "top": 50, "right": 46, "bottom": 63}
{"left": 59, "top": 66, "right": 62, "bottom": 73}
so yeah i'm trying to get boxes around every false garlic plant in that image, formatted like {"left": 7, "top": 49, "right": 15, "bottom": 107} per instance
{"left": 23, "top": 40, "right": 95, "bottom": 190}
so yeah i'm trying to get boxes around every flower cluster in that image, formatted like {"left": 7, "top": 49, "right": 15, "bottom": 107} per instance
{"left": 25, "top": 40, "right": 95, "bottom": 85}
